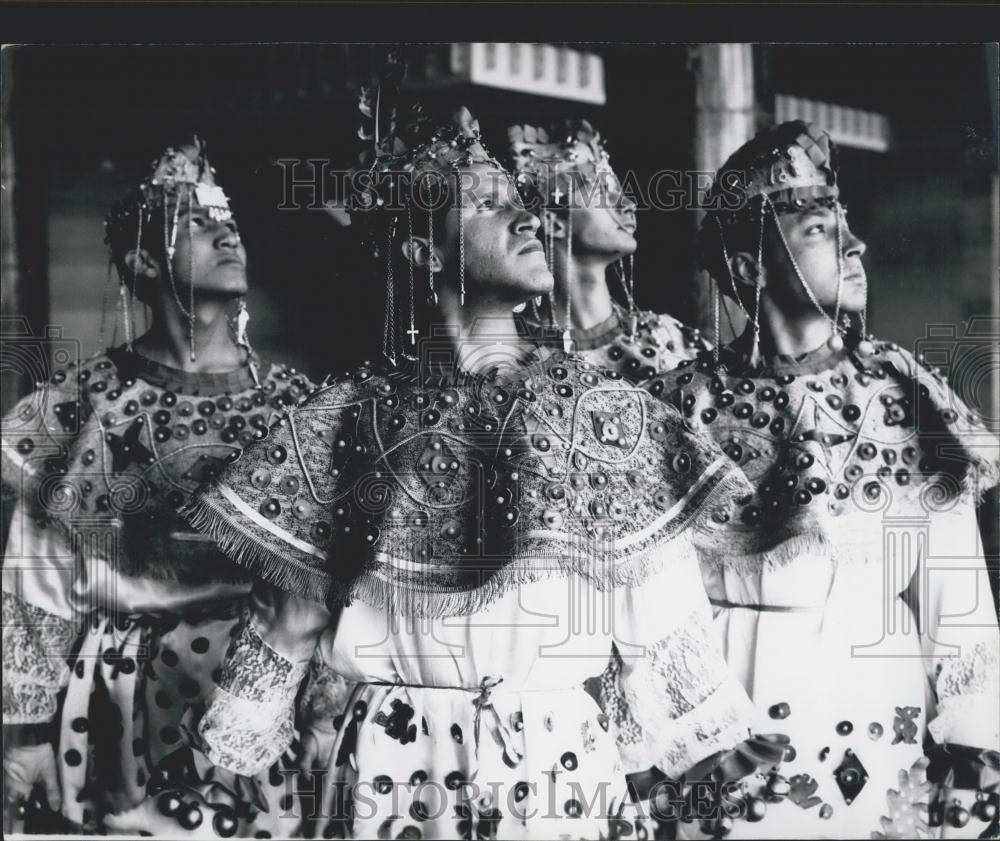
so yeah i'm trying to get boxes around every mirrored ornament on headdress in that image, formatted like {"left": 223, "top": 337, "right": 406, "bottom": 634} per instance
{"left": 506, "top": 119, "right": 614, "bottom": 209}
{"left": 147, "top": 142, "right": 233, "bottom": 222}
{"left": 714, "top": 121, "right": 839, "bottom": 217}
{"left": 104, "top": 137, "right": 233, "bottom": 265}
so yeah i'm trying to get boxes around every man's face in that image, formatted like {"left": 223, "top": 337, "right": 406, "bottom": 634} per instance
{"left": 765, "top": 201, "right": 867, "bottom": 313}
{"left": 168, "top": 202, "right": 248, "bottom": 297}
{"left": 438, "top": 163, "right": 553, "bottom": 306}
{"left": 560, "top": 158, "right": 637, "bottom": 261}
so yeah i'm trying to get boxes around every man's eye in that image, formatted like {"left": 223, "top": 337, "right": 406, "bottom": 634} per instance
{"left": 189, "top": 215, "right": 206, "bottom": 227}
{"left": 805, "top": 224, "right": 825, "bottom": 235}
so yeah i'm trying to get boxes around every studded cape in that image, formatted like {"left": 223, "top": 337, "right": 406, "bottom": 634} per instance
{"left": 522, "top": 306, "right": 710, "bottom": 384}
{"left": 181, "top": 352, "right": 750, "bottom": 618}
{"left": 645, "top": 335, "right": 1000, "bottom": 573}
{"left": 0, "top": 346, "right": 313, "bottom": 584}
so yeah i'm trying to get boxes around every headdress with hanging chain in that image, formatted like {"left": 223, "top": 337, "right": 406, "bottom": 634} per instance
{"left": 698, "top": 120, "right": 871, "bottom": 367}
{"left": 104, "top": 138, "right": 252, "bottom": 369}
{"left": 506, "top": 119, "right": 637, "bottom": 351}
{"left": 343, "top": 56, "right": 512, "bottom": 367}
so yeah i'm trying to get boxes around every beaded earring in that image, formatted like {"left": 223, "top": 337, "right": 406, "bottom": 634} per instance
{"left": 405, "top": 203, "right": 419, "bottom": 352}
{"left": 712, "top": 276, "right": 722, "bottom": 368}
{"left": 232, "top": 297, "right": 261, "bottom": 388}
{"left": 614, "top": 254, "right": 639, "bottom": 341}
{"left": 749, "top": 196, "right": 767, "bottom": 369}
{"left": 382, "top": 219, "right": 398, "bottom": 366}
{"left": 828, "top": 200, "right": 846, "bottom": 352}
{"left": 458, "top": 194, "right": 466, "bottom": 307}
{"left": 427, "top": 204, "right": 437, "bottom": 306}
{"left": 186, "top": 184, "right": 196, "bottom": 361}
{"left": 560, "top": 180, "right": 574, "bottom": 353}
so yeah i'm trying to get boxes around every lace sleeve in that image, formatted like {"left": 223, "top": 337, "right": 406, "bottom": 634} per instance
{"left": 2, "top": 590, "right": 75, "bottom": 724}
{"left": 198, "top": 607, "right": 310, "bottom": 776}
{"left": 928, "top": 638, "right": 1000, "bottom": 748}
{"left": 604, "top": 608, "right": 753, "bottom": 777}
{"left": 921, "top": 503, "right": 1000, "bottom": 750}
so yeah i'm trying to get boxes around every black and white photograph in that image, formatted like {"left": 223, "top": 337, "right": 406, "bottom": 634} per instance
{"left": 1, "top": 22, "right": 998, "bottom": 841}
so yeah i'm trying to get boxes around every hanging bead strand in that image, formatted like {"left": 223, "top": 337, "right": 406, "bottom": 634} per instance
{"left": 562, "top": 181, "right": 573, "bottom": 353}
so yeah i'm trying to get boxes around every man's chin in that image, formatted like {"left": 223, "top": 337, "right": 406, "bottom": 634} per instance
{"left": 194, "top": 279, "right": 249, "bottom": 299}
{"left": 514, "top": 263, "right": 554, "bottom": 298}
{"left": 618, "top": 233, "right": 638, "bottom": 254}
{"left": 840, "top": 287, "right": 868, "bottom": 312}
{"left": 524, "top": 275, "right": 554, "bottom": 299}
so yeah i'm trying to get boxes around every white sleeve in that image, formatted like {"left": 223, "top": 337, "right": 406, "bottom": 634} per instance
{"left": 922, "top": 501, "right": 1000, "bottom": 750}
{"left": 600, "top": 533, "right": 754, "bottom": 777}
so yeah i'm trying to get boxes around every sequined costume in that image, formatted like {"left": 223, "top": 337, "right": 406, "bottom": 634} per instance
{"left": 522, "top": 304, "right": 710, "bottom": 384}
{"left": 645, "top": 334, "right": 1000, "bottom": 839}
{"left": 1, "top": 345, "right": 313, "bottom": 834}
{"left": 181, "top": 351, "right": 757, "bottom": 840}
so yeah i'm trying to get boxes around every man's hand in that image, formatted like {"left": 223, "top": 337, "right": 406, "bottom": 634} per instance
{"left": 3, "top": 726, "right": 61, "bottom": 835}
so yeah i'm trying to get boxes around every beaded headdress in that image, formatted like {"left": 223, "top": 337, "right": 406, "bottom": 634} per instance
{"left": 506, "top": 119, "right": 613, "bottom": 209}
{"left": 505, "top": 119, "right": 637, "bottom": 349}
{"left": 699, "top": 121, "right": 867, "bottom": 366}
{"left": 103, "top": 138, "right": 243, "bottom": 364}
{"left": 705, "top": 120, "right": 839, "bottom": 223}
{"left": 344, "top": 60, "right": 514, "bottom": 365}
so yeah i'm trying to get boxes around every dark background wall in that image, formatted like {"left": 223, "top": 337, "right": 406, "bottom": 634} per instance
{"left": 4, "top": 43, "right": 997, "bottom": 401}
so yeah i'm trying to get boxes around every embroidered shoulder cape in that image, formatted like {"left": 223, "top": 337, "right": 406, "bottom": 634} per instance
{"left": 0, "top": 345, "right": 313, "bottom": 584}
{"left": 645, "top": 335, "right": 1000, "bottom": 573}
{"left": 182, "top": 352, "right": 750, "bottom": 617}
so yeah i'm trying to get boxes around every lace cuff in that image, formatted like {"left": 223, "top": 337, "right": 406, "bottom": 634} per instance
{"left": 1, "top": 591, "right": 75, "bottom": 724}
{"left": 929, "top": 639, "right": 1000, "bottom": 748}
{"left": 298, "top": 653, "right": 353, "bottom": 732}
{"left": 198, "top": 609, "right": 310, "bottom": 776}
{"left": 601, "top": 610, "right": 753, "bottom": 777}
{"left": 646, "top": 674, "right": 755, "bottom": 777}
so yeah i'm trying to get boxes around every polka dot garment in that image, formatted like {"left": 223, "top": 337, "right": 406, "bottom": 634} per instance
{"left": 1, "top": 346, "right": 315, "bottom": 832}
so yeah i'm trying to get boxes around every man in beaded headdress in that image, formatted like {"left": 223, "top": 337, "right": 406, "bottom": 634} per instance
{"left": 644, "top": 121, "right": 1000, "bottom": 839}
{"left": 1, "top": 138, "right": 314, "bottom": 835}
{"left": 505, "top": 119, "right": 710, "bottom": 380}
{"left": 179, "top": 90, "right": 760, "bottom": 840}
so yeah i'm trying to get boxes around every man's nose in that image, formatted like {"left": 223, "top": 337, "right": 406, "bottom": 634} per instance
{"left": 215, "top": 223, "right": 240, "bottom": 249}
{"left": 512, "top": 209, "right": 541, "bottom": 237}
{"left": 843, "top": 227, "right": 866, "bottom": 259}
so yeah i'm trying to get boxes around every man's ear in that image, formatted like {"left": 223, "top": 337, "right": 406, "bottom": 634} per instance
{"left": 729, "top": 251, "right": 765, "bottom": 290}
{"left": 544, "top": 210, "right": 569, "bottom": 241}
{"left": 400, "top": 236, "right": 443, "bottom": 273}
{"left": 124, "top": 249, "right": 162, "bottom": 280}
